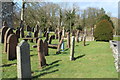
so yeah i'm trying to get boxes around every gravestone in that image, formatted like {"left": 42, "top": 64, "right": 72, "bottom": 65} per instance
{"left": 31, "top": 27, "right": 34, "bottom": 32}
{"left": 57, "top": 37, "right": 64, "bottom": 53}
{"left": 4, "top": 28, "right": 14, "bottom": 52}
{"left": 1, "top": 26, "right": 9, "bottom": 43}
{"left": 39, "top": 29, "right": 42, "bottom": 37}
{"left": 26, "top": 25, "right": 31, "bottom": 32}
{"left": 62, "top": 27, "right": 65, "bottom": 37}
{"left": 70, "top": 36, "right": 75, "bottom": 61}
{"left": 15, "top": 28, "right": 20, "bottom": 38}
{"left": 46, "top": 33, "right": 49, "bottom": 41}
{"left": 67, "top": 32, "right": 70, "bottom": 48}
{"left": 61, "top": 41, "right": 64, "bottom": 52}
{"left": 72, "top": 30, "right": 76, "bottom": 36}
{"left": 37, "top": 39, "right": 47, "bottom": 68}
{"left": 58, "top": 30, "right": 62, "bottom": 42}
{"left": 7, "top": 34, "right": 17, "bottom": 60}
{"left": 17, "top": 40, "right": 31, "bottom": 78}
{"left": 83, "top": 35, "right": 86, "bottom": 46}
{"left": 34, "top": 31, "right": 38, "bottom": 37}
{"left": 55, "top": 29, "right": 58, "bottom": 39}
{"left": 48, "top": 35, "right": 53, "bottom": 44}
{"left": 76, "top": 30, "right": 80, "bottom": 43}
{"left": 34, "top": 25, "right": 39, "bottom": 32}
{"left": 20, "top": 27, "right": 24, "bottom": 38}
{"left": 43, "top": 31, "right": 47, "bottom": 37}
{"left": 43, "top": 40, "right": 49, "bottom": 56}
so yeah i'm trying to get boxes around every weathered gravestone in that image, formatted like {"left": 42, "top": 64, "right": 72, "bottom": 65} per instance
{"left": 26, "top": 25, "right": 31, "bottom": 32}
{"left": 55, "top": 29, "right": 58, "bottom": 39}
{"left": 15, "top": 28, "right": 20, "bottom": 38}
{"left": 43, "top": 40, "right": 49, "bottom": 56}
{"left": 1, "top": 26, "right": 9, "bottom": 43}
{"left": 76, "top": 30, "right": 80, "bottom": 43}
{"left": 58, "top": 30, "right": 62, "bottom": 42}
{"left": 67, "top": 32, "right": 70, "bottom": 48}
{"left": 46, "top": 33, "right": 49, "bottom": 41}
{"left": 48, "top": 35, "right": 53, "bottom": 44}
{"left": 43, "top": 31, "right": 47, "bottom": 37}
{"left": 4, "top": 28, "right": 14, "bottom": 52}
{"left": 37, "top": 39, "right": 47, "bottom": 68}
{"left": 34, "top": 25, "right": 39, "bottom": 32}
{"left": 17, "top": 40, "right": 31, "bottom": 78}
{"left": 57, "top": 37, "right": 64, "bottom": 54}
{"left": 39, "top": 29, "right": 42, "bottom": 37}
{"left": 20, "top": 27, "right": 24, "bottom": 38}
{"left": 83, "top": 35, "right": 86, "bottom": 46}
{"left": 70, "top": 36, "right": 75, "bottom": 61}
{"left": 7, "top": 34, "right": 17, "bottom": 60}
{"left": 34, "top": 31, "right": 38, "bottom": 37}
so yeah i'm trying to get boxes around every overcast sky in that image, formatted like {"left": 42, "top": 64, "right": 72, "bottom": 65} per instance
{"left": 13, "top": 0, "right": 119, "bottom": 18}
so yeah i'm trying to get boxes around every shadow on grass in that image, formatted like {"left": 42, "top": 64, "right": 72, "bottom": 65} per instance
{"left": 49, "top": 60, "right": 62, "bottom": 65}
{"left": 0, "top": 63, "right": 16, "bottom": 67}
{"left": 30, "top": 54, "right": 38, "bottom": 57}
{"left": 32, "top": 69, "right": 59, "bottom": 79}
{"left": 74, "top": 54, "right": 85, "bottom": 60}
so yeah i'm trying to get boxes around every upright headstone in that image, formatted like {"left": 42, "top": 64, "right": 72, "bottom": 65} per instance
{"left": 76, "top": 30, "right": 80, "bottom": 43}
{"left": 39, "top": 29, "right": 42, "bottom": 37}
{"left": 48, "top": 35, "right": 53, "bottom": 44}
{"left": 4, "top": 28, "right": 13, "bottom": 52}
{"left": 58, "top": 30, "right": 62, "bottom": 42}
{"left": 62, "top": 27, "right": 65, "bottom": 37}
{"left": 37, "top": 39, "right": 47, "bottom": 68}
{"left": 17, "top": 40, "right": 31, "bottom": 78}
{"left": 43, "top": 40, "right": 49, "bottom": 56}
{"left": 83, "top": 35, "right": 86, "bottom": 46}
{"left": 57, "top": 37, "right": 64, "bottom": 53}
{"left": 35, "top": 25, "right": 39, "bottom": 32}
{"left": 15, "top": 28, "right": 20, "bottom": 38}
{"left": 55, "top": 29, "right": 58, "bottom": 39}
{"left": 20, "top": 27, "right": 24, "bottom": 38}
{"left": 43, "top": 31, "right": 47, "bottom": 37}
{"left": 34, "top": 31, "right": 38, "bottom": 37}
{"left": 26, "top": 25, "right": 31, "bottom": 32}
{"left": 61, "top": 41, "right": 64, "bottom": 52}
{"left": 7, "top": 34, "right": 17, "bottom": 60}
{"left": 70, "top": 36, "right": 75, "bottom": 61}
{"left": 1, "top": 26, "right": 8, "bottom": 43}
{"left": 67, "top": 32, "right": 70, "bottom": 48}
{"left": 46, "top": 33, "right": 49, "bottom": 41}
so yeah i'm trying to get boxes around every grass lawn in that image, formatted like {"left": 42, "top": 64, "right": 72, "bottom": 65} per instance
{"left": 0, "top": 33, "right": 118, "bottom": 79}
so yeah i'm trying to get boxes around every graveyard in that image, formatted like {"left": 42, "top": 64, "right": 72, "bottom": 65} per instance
{"left": 0, "top": 30, "right": 118, "bottom": 78}
{"left": 0, "top": 1, "right": 120, "bottom": 79}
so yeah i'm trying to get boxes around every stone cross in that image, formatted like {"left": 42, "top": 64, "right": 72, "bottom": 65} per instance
{"left": 70, "top": 36, "right": 75, "bottom": 61}
{"left": 7, "top": 34, "right": 17, "bottom": 60}
{"left": 17, "top": 40, "right": 31, "bottom": 78}
{"left": 37, "top": 39, "right": 47, "bottom": 68}
{"left": 1, "top": 26, "right": 8, "bottom": 43}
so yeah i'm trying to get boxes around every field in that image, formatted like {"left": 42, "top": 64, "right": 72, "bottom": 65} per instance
{"left": 0, "top": 33, "right": 118, "bottom": 79}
